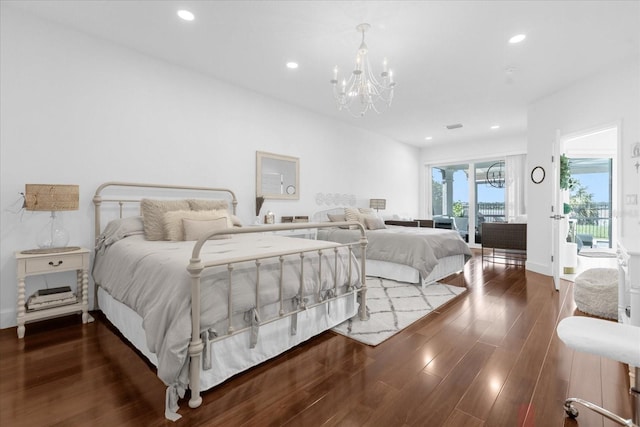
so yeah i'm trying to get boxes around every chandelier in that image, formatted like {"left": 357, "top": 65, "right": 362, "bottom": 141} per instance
{"left": 330, "top": 23, "right": 395, "bottom": 117}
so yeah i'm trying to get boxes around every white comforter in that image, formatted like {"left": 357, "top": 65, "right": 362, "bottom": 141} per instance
{"left": 92, "top": 233, "right": 360, "bottom": 391}
{"left": 317, "top": 226, "right": 472, "bottom": 278}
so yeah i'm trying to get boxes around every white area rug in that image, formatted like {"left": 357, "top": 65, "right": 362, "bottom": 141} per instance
{"left": 332, "top": 277, "right": 467, "bottom": 346}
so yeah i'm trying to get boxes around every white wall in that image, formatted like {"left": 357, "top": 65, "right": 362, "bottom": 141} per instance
{"left": 0, "top": 8, "right": 420, "bottom": 328}
{"left": 526, "top": 59, "right": 640, "bottom": 275}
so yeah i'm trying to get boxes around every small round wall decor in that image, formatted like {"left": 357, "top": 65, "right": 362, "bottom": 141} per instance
{"left": 531, "top": 166, "right": 545, "bottom": 184}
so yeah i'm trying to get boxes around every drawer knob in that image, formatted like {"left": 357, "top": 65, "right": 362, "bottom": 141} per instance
{"left": 48, "top": 260, "right": 63, "bottom": 267}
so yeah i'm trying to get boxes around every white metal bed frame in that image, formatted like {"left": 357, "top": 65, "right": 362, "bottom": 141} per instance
{"left": 92, "top": 182, "right": 369, "bottom": 418}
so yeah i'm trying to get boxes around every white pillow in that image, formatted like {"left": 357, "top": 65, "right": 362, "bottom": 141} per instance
{"left": 183, "top": 217, "right": 230, "bottom": 241}
{"left": 364, "top": 216, "right": 386, "bottom": 230}
{"left": 327, "top": 213, "right": 346, "bottom": 222}
{"left": 163, "top": 209, "right": 233, "bottom": 241}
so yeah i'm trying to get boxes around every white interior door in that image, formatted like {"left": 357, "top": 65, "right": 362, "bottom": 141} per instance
{"left": 551, "top": 131, "right": 563, "bottom": 291}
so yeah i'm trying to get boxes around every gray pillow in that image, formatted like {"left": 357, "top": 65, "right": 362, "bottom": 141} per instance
{"left": 327, "top": 213, "right": 346, "bottom": 222}
{"left": 364, "top": 216, "right": 386, "bottom": 230}
{"left": 187, "top": 199, "right": 229, "bottom": 211}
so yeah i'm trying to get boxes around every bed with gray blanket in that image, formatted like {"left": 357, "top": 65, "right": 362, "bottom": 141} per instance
{"left": 317, "top": 217, "right": 472, "bottom": 286}
{"left": 92, "top": 182, "right": 368, "bottom": 421}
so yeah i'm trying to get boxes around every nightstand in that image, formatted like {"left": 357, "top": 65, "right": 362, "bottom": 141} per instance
{"left": 15, "top": 247, "right": 92, "bottom": 338}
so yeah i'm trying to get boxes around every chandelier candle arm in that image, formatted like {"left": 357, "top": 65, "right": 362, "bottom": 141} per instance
{"left": 331, "top": 23, "right": 395, "bottom": 117}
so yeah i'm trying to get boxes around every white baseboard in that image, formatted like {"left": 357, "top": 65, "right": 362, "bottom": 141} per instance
{"left": 0, "top": 309, "right": 17, "bottom": 330}
{"left": 526, "top": 260, "right": 552, "bottom": 276}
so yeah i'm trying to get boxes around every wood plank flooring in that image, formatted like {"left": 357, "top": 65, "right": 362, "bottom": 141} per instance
{"left": 0, "top": 250, "right": 632, "bottom": 426}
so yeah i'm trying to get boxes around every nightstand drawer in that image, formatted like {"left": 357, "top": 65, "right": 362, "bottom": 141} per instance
{"left": 24, "top": 254, "right": 84, "bottom": 274}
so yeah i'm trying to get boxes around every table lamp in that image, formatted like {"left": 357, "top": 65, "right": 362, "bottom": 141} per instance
{"left": 25, "top": 184, "right": 79, "bottom": 249}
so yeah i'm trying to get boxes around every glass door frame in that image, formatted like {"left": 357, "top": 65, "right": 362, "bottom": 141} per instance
{"left": 426, "top": 157, "right": 511, "bottom": 248}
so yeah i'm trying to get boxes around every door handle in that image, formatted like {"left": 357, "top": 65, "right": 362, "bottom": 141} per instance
{"left": 549, "top": 215, "right": 565, "bottom": 220}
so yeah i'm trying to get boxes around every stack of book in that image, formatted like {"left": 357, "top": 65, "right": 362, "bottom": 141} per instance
{"left": 26, "top": 286, "right": 77, "bottom": 311}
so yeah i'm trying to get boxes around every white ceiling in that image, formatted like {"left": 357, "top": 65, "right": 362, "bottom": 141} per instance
{"left": 5, "top": 0, "right": 640, "bottom": 147}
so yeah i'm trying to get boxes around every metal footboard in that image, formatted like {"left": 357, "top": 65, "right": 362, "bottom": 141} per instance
{"left": 186, "top": 221, "right": 368, "bottom": 409}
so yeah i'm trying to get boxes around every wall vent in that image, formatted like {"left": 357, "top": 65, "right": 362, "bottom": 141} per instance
{"left": 446, "top": 123, "right": 463, "bottom": 130}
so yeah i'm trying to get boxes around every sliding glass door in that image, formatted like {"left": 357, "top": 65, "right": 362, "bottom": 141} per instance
{"left": 474, "top": 160, "right": 506, "bottom": 244}
{"left": 431, "top": 164, "right": 469, "bottom": 241}
{"left": 431, "top": 159, "right": 506, "bottom": 245}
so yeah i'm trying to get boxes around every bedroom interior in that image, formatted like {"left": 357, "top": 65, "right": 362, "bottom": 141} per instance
{"left": 1, "top": 1, "right": 639, "bottom": 426}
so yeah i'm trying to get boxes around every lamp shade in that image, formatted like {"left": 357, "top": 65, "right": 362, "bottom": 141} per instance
{"left": 369, "top": 198, "right": 386, "bottom": 211}
{"left": 25, "top": 184, "right": 79, "bottom": 211}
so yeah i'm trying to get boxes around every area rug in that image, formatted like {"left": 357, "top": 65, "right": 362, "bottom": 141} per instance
{"left": 578, "top": 251, "right": 616, "bottom": 258}
{"left": 332, "top": 277, "right": 467, "bottom": 346}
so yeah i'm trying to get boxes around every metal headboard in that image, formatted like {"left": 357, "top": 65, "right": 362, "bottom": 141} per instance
{"left": 92, "top": 181, "right": 238, "bottom": 244}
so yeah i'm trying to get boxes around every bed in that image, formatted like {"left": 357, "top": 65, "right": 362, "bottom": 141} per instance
{"left": 313, "top": 208, "right": 472, "bottom": 287}
{"left": 92, "top": 182, "right": 368, "bottom": 420}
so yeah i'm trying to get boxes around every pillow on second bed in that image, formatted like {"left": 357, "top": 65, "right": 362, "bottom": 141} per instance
{"left": 364, "top": 216, "right": 386, "bottom": 230}
{"left": 164, "top": 209, "right": 233, "bottom": 241}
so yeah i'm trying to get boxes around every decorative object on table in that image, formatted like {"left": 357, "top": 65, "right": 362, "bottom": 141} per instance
{"left": 531, "top": 166, "right": 545, "bottom": 183}
{"left": 264, "top": 211, "right": 275, "bottom": 224}
{"left": 369, "top": 198, "right": 386, "bottom": 212}
{"left": 255, "top": 196, "right": 264, "bottom": 216}
{"left": 24, "top": 184, "right": 79, "bottom": 250}
{"left": 486, "top": 161, "right": 505, "bottom": 188}
{"left": 330, "top": 23, "right": 395, "bottom": 117}
{"left": 293, "top": 215, "right": 309, "bottom": 223}
{"left": 281, "top": 216, "right": 294, "bottom": 223}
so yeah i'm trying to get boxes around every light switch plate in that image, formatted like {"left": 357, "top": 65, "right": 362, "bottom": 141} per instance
{"left": 626, "top": 194, "right": 638, "bottom": 205}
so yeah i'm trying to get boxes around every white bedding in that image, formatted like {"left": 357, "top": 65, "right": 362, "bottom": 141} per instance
{"left": 92, "top": 233, "right": 360, "bottom": 394}
{"left": 317, "top": 225, "right": 472, "bottom": 279}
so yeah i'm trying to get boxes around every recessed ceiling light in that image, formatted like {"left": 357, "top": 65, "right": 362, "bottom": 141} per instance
{"left": 425, "top": 136, "right": 433, "bottom": 141}
{"left": 509, "top": 34, "right": 526, "bottom": 44}
{"left": 286, "top": 62, "right": 299, "bottom": 69}
{"left": 490, "top": 125, "right": 500, "bottom": 130}
{"left": 177, "top": 10, "right": 195, "bottom": 21}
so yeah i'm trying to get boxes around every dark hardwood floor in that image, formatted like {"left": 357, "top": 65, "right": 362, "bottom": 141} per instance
{"left": 0, "top": 250, "right": 632, "bottom": 426}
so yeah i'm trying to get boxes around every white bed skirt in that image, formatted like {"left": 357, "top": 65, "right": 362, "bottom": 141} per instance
{"left": 97, "top": 286, "right": 357, "bottom": 391}
{"left": 366, "top": 254, "right": 465, "bottom": 287}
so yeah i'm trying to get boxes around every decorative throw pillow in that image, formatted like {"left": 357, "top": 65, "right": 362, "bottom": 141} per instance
{"left": 141, "top": 199, "right": 190, "bottom": 241}
{"left": 364, "top": 216, "right": 386, "bottom": 230}
{"left": 230, "top": 215, "right": 243, "bottom": 227}
{"left": 187, "top": 199, "right": 229, "bottom": 211}
{"left": 327, "top": 213, "right": 346, "bottom": 222}
{"left": 163, "top": 209, "right": 233, "bottom": 241}
{"left": 358, "top": 207, "right": 376, "bottom": 215}
{"left": 183, "top": 217, "right": 230, "bottom": 241}
{"left": 344, "top": 207, "right": 362, "bottom": 229}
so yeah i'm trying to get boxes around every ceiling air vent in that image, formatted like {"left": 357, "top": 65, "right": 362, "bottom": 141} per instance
{"left": 446, "top": 123, "right": 463, "bottom": 130}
